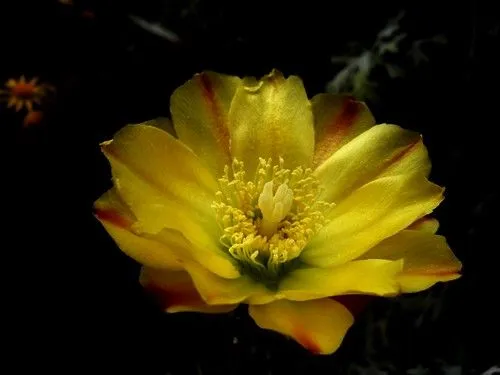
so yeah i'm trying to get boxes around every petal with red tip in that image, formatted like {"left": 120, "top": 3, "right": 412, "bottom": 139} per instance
{"left": 94, "top": 189, "right": 183, "bottom": 270}
{"left": 359, "top": 230, "right": 462, "bottom": 293}
{"left": 140, "top": 267, "right": 238, "bottom": 313}
{"left": 311, "top": 94, "right": 375, "bottom": 167}
{"left": 331, "top": 295, "right": 375, "bottom": 317}
{"left": 170, "top": 71, "right": 242, "bottom": 175}
{"left": 249, "top": 298, "right": 354, "bottom": 355}
{"left": 314, "top": 124, "right": 431, "bottom": 204}
{"left": 100, "top": 124, "right": 239, "bottom": 279}
{"left": 301, "top": 173, "right": 443, "bottom": 268}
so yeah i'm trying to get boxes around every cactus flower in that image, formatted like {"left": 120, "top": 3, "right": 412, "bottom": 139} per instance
{"left": 94, "top": 70, "right": 461, "bottom": 355}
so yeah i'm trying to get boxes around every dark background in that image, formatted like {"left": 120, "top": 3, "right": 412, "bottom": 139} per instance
{"left": 6, "top": 0, "right": 499, "bottom": 374}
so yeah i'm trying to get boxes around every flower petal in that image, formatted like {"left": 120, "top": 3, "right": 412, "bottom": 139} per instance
{"left": 248, "top": 298, "right": 354, "bottom": 355}
{"left": 331, "top": 295, "right": 375, "bottom": 317}
{"left": 139, "top": 267, "right": 238, "bottom": 313}
{"left": 141, "top": 117, "right": 177, "bottom": 137}
{"left": 229, "top": 70, "right": 314, "bottom": 175}
{"left": 181, "top": 261, "right": 273, "bottom": 305}
{"left": 396, "top": 273, "right": 461, "bottom": 293}
{"left": 407, "top": 216, "right": 439, "bottom": 233}
{"left": 100, "top": 124, "right": 239, "bottom": 278}
{"left": 359, "top": 230, "right": 462, "bottom": 293}
{"left": 300, "top": 173, "right": 444, "bottom": 268}
{"left": 94, "top": 189, "right": 184, "bottom": 270}
{"left": 170, "top": 71, "right": 242, "bottom": 175}
{"left": 311, "top": 94, "right": 375, "bottom": 167}
{"left": 101, "top": 124, "right": 218, "bottom": 232}
{"left": 280, "top": 259, "right": 403, "bottom": 301}
{"left": 314, "top": 124, "right": 431, "bottom": 204}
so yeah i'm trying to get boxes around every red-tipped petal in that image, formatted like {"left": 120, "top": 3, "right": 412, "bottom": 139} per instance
{"left": 140, "top": 267, "right": 238, "bottom": 313}
{"left": 311, "top": 94, "right": 375, "bottom": 167}
{"left": 249, "top": 298, "right": 354, "bottom": 355}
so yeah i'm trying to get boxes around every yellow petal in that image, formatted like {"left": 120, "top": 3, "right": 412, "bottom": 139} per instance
{"left": 396, "top": 273, "right": 461, "bottom": 293}
{"left": 280, "top": 259, "right": 403, "bottom": 301}
{"left": 141, "top": 117, "right": 177, "bottom": 137}
{"left": 249, "top": 298, "right": 354, "bottom": 355}
{"left": 95, "top": 192, "right": 245, "bottom": 297}
{"left": 359, "top": 230, "right": 462, "bottom": 293}
{"left": 314, "top": 124, "right": 431, "bottom": 204}
{"left": 182, "top": 261, "right": 273, "bottom": 305}
{"left": 300, "top": 173, "right": 444, "bottom": 267}
{"left": 94, "top": 189, "right": 184, "bottom": 270}
{"left": 229, "top": 70, "right": 314, "bottom": 175}
{"left": 311, "top": 94, "right": 375, "bottom": 167}
{"left": 101, "top": 125, "right": 218, "bottom": 232}
{"left": 101, "top": 124, "right": 239, "bottom": 279}
{"left": 407, "top": 216, "right": 439, "bottom": 233}
{"left": 170, "top": 71, "right": 242, "bottom": 175}
{"left": 95, "top": 189, "right": 240, "bottom": 280}
{"left": 139, "top": 267, "right": 238, "bottom": 313}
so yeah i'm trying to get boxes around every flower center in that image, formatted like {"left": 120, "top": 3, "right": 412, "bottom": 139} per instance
{"left": 12, "top": 83, "right": 37, "bottom": 98}
{"left": 212, "top": 158, "right": 333, "bottom": 288}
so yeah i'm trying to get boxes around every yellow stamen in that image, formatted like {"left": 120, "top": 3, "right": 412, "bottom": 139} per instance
{"left": 212, "top": 158, "right": 334, "bottom": 287}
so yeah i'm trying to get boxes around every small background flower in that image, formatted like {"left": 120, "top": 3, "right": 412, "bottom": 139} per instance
{"left": 0, "top": 75, "right": 56, "bottom": 128}
{"left": 6, "top": 1, "right": 499, "bottom": 374}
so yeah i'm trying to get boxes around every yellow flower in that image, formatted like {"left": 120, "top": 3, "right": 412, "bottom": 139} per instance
{"left": 94, "top": 70, "right": 462, "bottom": 355}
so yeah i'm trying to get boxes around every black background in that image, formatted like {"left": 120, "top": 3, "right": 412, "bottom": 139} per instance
{"left": 6, "top": 0, "right": 500, "bottom": 374}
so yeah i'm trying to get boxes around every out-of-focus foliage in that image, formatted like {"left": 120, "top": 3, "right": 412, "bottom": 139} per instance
{"left": 326, "top": 12, "right": 446, "bottom": 101}
{"left": 129, "top": 15, "right": 180, "bottom": 43}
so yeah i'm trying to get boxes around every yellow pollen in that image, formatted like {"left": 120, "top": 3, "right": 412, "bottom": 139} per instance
{"left": 212, "top": 158, "right": 334, "bottom": 285}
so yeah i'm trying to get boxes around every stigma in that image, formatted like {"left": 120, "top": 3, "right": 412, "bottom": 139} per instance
{"left": 258, "top": 181, "right": 294, "bottom": 238}
{"left": 212, "top": 158, "right": 333, "bottom": 286}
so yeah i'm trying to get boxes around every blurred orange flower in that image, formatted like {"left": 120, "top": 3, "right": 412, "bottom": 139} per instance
{"left": 0, "top": 75, "right": 55, "bottom": 112}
